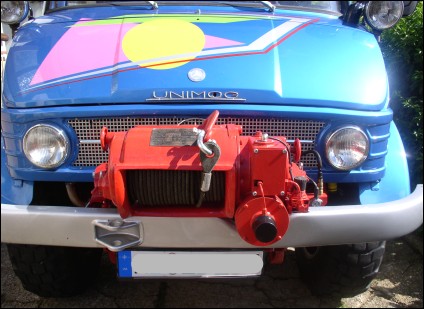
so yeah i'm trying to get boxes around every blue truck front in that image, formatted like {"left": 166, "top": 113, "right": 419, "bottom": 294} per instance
{"left": 1, "top": 1, "right": 422, "bottom": 297}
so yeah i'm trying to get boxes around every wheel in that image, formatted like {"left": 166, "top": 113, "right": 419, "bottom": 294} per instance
{"left": 295, "top": 241, "right": 386, "bottom": 296}
{"left": 7, "top": 244, "right": 103, "bottom": 297}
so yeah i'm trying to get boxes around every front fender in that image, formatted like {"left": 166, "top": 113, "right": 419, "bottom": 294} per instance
{"left": 359, "top": 121, "right": 410, "bottom": 204}
{"left": 1, "top": 134, "right": 33, "bottom": 205}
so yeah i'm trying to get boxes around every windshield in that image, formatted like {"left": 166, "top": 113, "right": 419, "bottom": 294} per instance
{"left": 48, "top": 1, "right": 341, "bottom": 14}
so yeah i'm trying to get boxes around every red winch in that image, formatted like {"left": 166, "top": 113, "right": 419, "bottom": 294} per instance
{"left": 89, "top": 110, "right": 326, "bottom": 246}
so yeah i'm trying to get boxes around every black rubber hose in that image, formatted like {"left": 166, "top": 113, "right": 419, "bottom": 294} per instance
{"left": 301, "top": 150, "right": 324, "bottom": 196}
{"left": 308, "top": 177, "right": 319, "bottom": 199}
{"left": 301, "top": 150, "right": 322, "bottom": 169}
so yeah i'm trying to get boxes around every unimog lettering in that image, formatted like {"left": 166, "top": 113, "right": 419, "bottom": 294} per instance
{"left": 149, "top": 90, "right": 241, "bottom": 101}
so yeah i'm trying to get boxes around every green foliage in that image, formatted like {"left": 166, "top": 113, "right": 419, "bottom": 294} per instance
{"left": 380, "top": 2, "right": 423, "bottom": 188}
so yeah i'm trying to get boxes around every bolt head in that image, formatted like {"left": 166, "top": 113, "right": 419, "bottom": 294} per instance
{"left": 254, "top": 149, "right": 259, "bottom": 154}
{"left": 252, "top": 191, "right": 257, "bottom": 196}
{"left": 109, "top": 219, "right": 124, "bottom": 228}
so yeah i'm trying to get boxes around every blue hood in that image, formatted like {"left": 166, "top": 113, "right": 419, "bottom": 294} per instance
{"left": 2, "top": 6, "right": 388, "bottom": 111}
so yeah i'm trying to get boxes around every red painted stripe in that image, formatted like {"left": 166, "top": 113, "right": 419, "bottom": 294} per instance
{"left": 19, "top": 19, "right": 319, "bottom": 95}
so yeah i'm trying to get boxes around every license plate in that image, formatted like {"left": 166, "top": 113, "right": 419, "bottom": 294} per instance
{"left": 117, "top": 251, "right": 263, "bottom": 278}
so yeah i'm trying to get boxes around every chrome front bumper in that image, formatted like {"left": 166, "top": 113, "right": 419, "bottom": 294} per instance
{"left": 1, "top": 185, "right": 422, "bottom": 250}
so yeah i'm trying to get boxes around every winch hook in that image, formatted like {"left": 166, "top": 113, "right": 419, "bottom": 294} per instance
{"left": 193, "top": 110, "right": 220, "bottom": 156}
{"left": 193, "top": 110, "right": 221, "bottom": 207}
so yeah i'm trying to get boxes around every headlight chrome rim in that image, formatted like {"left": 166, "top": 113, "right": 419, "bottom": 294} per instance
{"left": 325, "top": 126, "right": 369, "bottom": 171}
{"left": 1, "top": 1, "right": 30, "bottom": 25}
{"left": 23, "top": 124, "right": 70, "bottom": 169}
{"left": 364, "top": 1, "right": 404, "bottom": 31}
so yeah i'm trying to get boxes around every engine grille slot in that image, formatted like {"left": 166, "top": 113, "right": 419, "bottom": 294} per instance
{"left": 126, "top": 170, "right": 225, "bottom": 208}
{"left": 68, "top": 117, "right": 325, "bottom": 167}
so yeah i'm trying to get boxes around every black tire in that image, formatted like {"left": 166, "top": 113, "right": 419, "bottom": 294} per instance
{"left": 295, "top": 241, "right": 386, "bottom": 296}
{"left": 7, "top": 244, "right": 103, "bottom": 297}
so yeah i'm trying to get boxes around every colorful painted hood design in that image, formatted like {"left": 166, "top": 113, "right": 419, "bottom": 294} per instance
{"left": 3, "top": 7, "right": 389, "bottom": 110}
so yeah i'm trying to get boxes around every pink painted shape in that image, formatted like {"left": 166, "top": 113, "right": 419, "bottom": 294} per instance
{"left": 30, "top": 20, "right": 135, "bottom": 85}
{"left": 204, "top": 35, "right": 243, "bottom": 49}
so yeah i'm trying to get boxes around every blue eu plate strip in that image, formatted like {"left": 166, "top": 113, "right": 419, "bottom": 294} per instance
{"left": 117, "top": 251, "right": 133, "bottom": 278}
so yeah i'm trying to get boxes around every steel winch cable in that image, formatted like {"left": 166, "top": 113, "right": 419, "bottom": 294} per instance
{"left": 126, "top": 170, "right": 225, "bottom": 207}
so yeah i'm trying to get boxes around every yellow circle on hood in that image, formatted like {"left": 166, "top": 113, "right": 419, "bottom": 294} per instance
{"left": 122, "top": 19, "right": 205, "bottom": 70}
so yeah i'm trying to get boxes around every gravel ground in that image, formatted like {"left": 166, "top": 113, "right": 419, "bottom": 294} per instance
{"left": 1, "top": 231, "right": 422, "bottom": 308}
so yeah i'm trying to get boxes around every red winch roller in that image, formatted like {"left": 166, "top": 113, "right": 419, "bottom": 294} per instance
{"left": 89, "top": 110, "right": 327, "bottom": 246}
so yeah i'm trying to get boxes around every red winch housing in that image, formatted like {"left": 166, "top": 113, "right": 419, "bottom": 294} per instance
{"left": 90, "top": 111, "right": 327, "bottom": 246}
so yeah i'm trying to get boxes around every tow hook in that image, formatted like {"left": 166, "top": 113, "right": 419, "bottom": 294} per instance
{"left": 93, "top": 219, "right": 142, "bottom": 252}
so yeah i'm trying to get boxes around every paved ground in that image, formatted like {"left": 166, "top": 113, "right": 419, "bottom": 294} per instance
{"left": 1, "top": 232, "right": 422, "bottom": 308}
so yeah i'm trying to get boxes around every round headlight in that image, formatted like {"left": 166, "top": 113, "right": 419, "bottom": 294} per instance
{"left": 325, "top": 126, "right": 369, "bottom": 171}
{"left": 1, "top": 1, "right": 29, "bottom": 25}
{"left": 364, "top": 1, "right": 404, "bottom": 31}
{"left": 23, "top": 124, "right": 69, "bottom": 169}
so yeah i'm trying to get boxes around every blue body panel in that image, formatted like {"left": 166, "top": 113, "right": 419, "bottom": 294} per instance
{"left": 1, "top": 137, "right": 33, "bottom": 205}
{"left": 2, "top": 6, "right": 388, "bottom": 111}
{"left": 1, "top": 103, "right": 392, "bottom": 183}
{"left": 360, "top": 122, "right": 410, "bottom": 203}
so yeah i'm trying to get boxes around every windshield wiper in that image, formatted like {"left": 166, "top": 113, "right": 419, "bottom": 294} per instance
{"left": 107, "top": 1, "right": 158, "bottom": 9}
{"left": 261, "top": 1, "right": 276, "bottom": 12}
{"left": 146, "top": 1, "right": 158, "bottom": 10}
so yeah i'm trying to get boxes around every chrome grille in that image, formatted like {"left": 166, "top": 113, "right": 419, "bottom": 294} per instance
{"left": 68, "top": 117, "right": 325, "bottom": 167}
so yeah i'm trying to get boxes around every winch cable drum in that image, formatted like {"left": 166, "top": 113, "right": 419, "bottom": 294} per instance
{"left": 126, "top": 112, "right": 225, "bottom": 208}
{"left": 126, "top": 170, "right": 225, "bottom": 207}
